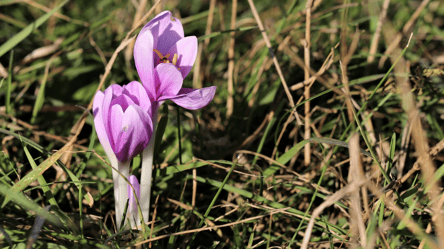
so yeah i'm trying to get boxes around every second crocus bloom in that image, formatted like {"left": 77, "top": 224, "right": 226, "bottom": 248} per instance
{"left": 93, "top": 81, "right": 153, "bottom": 229}
{"left": 134, "top": 10, "right": 216, "bottom": 110}
{"left": 133, "top": 10, "right": 217, "bottom": 226}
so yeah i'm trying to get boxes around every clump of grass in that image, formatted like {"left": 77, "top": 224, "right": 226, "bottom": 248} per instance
{"left": 1, "top": 0, "right": 444, "bottom": 248}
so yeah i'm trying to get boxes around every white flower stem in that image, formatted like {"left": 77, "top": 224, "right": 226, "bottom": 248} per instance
{"left": 117, "top": 160, "right": 130, "bottom": 230}
{"left": 107, "top": 154, "right": 122, "bottom": 229}
{"left": 140, "top": 109, "right": 158, "bottom": 225}
{"left": 111, "top": 165, "right": 120, "bottom": 228}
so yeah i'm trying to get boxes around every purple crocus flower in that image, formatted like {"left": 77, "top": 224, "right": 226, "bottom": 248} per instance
{"left": 133, "top": 10, "right": 216, "bottom": 110}
{"left": 93, "top": 81, "right": 153, "bottom": 163}
{"left": 133, "top": 11, "right": 217, "bottom": 228}
{"left": 93, "top": 81, "right": 153, "bottom": 229}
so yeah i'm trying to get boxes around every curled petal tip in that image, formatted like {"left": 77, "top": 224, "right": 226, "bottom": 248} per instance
{"left": 166, "top": 86, "right": 216, "bottom": 110}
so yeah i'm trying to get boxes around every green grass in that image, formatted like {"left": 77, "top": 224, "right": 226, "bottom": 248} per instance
{"left": 1, "top": 0, "right": 444, "bottom": 248}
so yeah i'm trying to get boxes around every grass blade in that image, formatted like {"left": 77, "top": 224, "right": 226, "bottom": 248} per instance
{"left": 5, "top": 51, "right": 12, "bottom": 114}
{"left": 0, "top": 184, "right": 62, "bottom": 227}
{"left": 187, "top": 160, "right": 237, "bottom": 248}
{"left": 0, "top": 0, "right": 69, "bottom": 58}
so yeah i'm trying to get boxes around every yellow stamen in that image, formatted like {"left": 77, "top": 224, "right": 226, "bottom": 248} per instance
{"left": 154, "top": 49, "right": 170, "bottom": 63}
{"left": 153, "top": 49, "right": 180, "bottom": 70}
{"left": 172, "top": 54, "right": 178, "bottom": 65}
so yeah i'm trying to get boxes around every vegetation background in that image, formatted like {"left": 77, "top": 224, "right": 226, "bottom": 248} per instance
{"left": 1, "top": 0, "right": 444, "bottom": 248}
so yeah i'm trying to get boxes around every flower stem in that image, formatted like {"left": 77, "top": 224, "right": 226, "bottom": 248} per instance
{"left": 108, "top": 154, "right": 122, "bottom": 229}
{"left": 140, "top": 109, "right": 158, "bottom": 225}
{"left": 176, "top": 106, "right": 183, "bottom": 164}
{"left": 117, "top": 160, "right": 130, "bottom": 230}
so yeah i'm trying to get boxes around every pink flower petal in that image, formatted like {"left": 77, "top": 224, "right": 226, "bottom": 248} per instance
{"left": 154, "top": 63, "right": 183, "bottom": 99}
{"left": 109, "top": 104, "right": 124, "bottom": 153}
{"left": 113, "top": 105, "right": 153, "bottom": 162}
{"left": 134, "top": 29, "right": 156, "bottom": 100}
{"left": 110, "top": 94, "right": 137, "bottom": 111}
{"left": 109, "top": 84, "right": 123, "bottom": 95}
{"left": 123, "top": 81, "right": 152, "bottom": 116}
{"left": 163, "top": 86, "right": 217, "bottom": 110}
{"left": 167, "top": 36, "right": 198, "bottom": 79}
{"left": 102, "top": 85, "right": 121, "bottom": 144}
{"left": 93, "top": 91, "right": 114, "bottom": 160}
{"left": 92, "top": 90, "right": 104, "bottom": 117}
{"left": 143, "top": 11, "right": 184, "bottom": 59}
